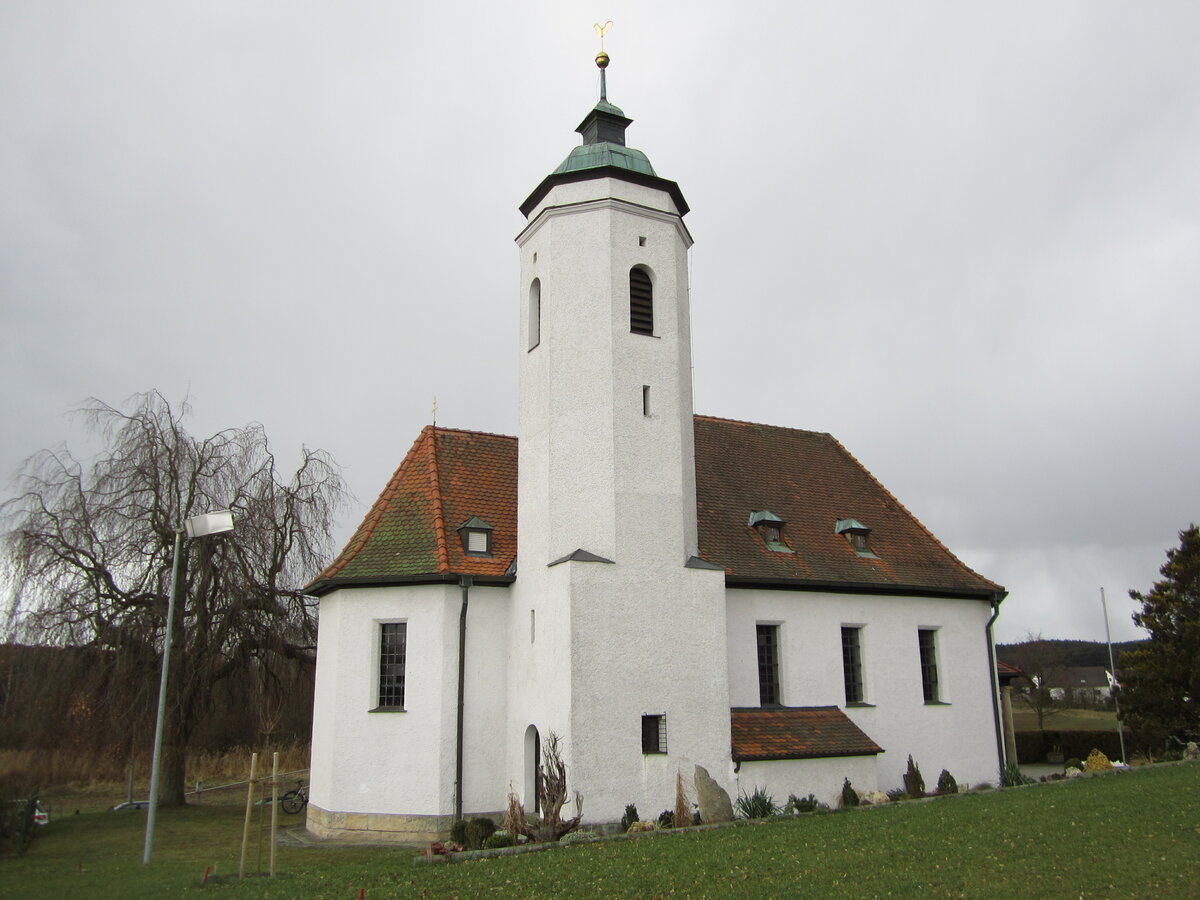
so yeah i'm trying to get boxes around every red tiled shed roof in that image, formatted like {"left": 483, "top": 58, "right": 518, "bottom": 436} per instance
{"left": 731, "top": 706, "right": 884, "bottom": 762}
{"left": 997, "top": 660, "right": 1022, "bottom": 682}
{"left": 308, "top": 417, "right": 1001, "bottom": 598}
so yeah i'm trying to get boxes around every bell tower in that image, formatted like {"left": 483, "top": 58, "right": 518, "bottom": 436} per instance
{"left": 509, "top": 38, "right": 731, "bottom": 824}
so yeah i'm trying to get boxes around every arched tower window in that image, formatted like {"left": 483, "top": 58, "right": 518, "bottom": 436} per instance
{"left": 528, "top": 278, "right": 541, "bottom": 350}
{"left": 629, "top": 267, "right": 653, "bottom": 335}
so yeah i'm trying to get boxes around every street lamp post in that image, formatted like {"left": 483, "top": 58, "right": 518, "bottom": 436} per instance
{"left": 143, "top": 510, "right": 234, "bottom": 864}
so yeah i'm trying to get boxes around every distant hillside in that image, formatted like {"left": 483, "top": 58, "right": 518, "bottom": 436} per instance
{"left": 996, "top": 638, "right": 1147, "bottom": 669}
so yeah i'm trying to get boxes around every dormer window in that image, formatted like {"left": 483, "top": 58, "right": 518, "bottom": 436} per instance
{"left": 457, "top": 516, "right": 494, "bottom": 556}
{"left": 836, "top": 518, "right": 877, "bottom": 558}
{"left": 748, "top": 510, "right": 793, "bottom": 553}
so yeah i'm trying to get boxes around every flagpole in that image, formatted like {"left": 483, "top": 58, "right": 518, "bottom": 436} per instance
{"left": 1100, "top": 587, "right": 1127, "bottom": 763}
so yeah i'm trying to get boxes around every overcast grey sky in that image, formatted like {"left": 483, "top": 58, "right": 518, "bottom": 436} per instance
{"left": 3, "top": 2, "right": 1197, "bottom": 644}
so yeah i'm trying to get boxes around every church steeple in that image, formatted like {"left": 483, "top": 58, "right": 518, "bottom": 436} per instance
{"left": 519, "top": 46, "right": 688, "bottom": 218}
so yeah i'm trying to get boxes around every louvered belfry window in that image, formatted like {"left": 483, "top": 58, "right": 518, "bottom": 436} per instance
{"left": 629, "top": 267, "right": 653, "bottom": 335}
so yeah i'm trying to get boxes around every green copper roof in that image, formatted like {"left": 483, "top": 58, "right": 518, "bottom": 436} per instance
{"left": 552, "top": 142, "right": 656, "bottom": 177}
{"left": 593, "top": 98, "right": 626, "bottom": 117}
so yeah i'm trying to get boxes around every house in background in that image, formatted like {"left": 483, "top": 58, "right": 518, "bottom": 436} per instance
{"left": 305, "top": 51, "right": 1008, "bottom": 843}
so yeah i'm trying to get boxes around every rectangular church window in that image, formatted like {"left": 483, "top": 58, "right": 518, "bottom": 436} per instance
{"left": 377, "top": 622, "right": 407, "bottom": 710}
{"left": 757, "top": 624, "right": 780, "bottom": 706}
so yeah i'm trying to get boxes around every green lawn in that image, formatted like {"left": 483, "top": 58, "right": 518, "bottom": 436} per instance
{"left": 1011, "top": 707, "right": 1119, "bottom": 732}
{"left": 4, "top": 764, "right": 1198, "bottom": 899}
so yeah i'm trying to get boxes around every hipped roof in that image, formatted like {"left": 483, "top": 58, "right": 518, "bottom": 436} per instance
{"left": 307, "top": 416, "right": 1001, "bottom": 598}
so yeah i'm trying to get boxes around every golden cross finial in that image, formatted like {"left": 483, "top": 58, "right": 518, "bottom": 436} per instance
{"left": 594, "top": 20, "right": 613, "bottom": 53}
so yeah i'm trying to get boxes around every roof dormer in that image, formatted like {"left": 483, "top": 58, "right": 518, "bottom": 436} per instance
{"left": 749, "top": 510, "right": 793, "bottom": 553}
{"left": 835, "top": 518, "right": 877, "bottom": 558}
{"left": 457, "top": 516, "right": 494, "bottom": 557}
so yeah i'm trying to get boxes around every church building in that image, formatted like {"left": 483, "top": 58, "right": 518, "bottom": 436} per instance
{"left": 305, "top": 50, "right": 1007, "bottom": 843}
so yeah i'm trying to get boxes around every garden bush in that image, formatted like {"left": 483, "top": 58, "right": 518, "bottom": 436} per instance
{"left": 1083, "top": 749, "right": 1114, "bottom": 772}
{"left": 903, "top": 755, "right": 925, "bottom": 797}
{"left": 735, "top": 786, "right": 779, "bottom": 819}
{"left": 465, "top": 817, "right": 496, "bottom": 849}
{"left": 886, "top": 788, "right": 910, "bottom": 802}
{"left": 840, "top": 778, "right": 860, "bottom": 808}
{"left": 1001, "top": 761, "right": 1035, "bottom": 787}
{"left": 936, "top": 769, "right": 957, "bottom": 795}
{"left": 482, "top": 831, "right": 515, "bottom": 849}
{"left": 656, "top": 809, "right": 674, "bottom": 829}
{"left": 620, "top": 804, "right": 639, "bottom": 833}
{"left": 784, "top": 793, "right": 821, "bottom": 814}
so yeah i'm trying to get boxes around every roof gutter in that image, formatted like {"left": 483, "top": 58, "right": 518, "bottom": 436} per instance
{"left": 724, "top": 574, "right": 1000, "bottom": 601}
{"left": 305, "top": 572, "right": 514, "bottom": 598}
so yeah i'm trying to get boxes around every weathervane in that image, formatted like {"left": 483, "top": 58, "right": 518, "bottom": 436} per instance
{"left": 593, "top": 20, "right": 613, "bottom": 99}
{"left": 431, "top": 396, "right": 438, "bottom": 427}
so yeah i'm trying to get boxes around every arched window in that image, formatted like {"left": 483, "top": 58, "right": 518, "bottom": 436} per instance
{"left": 528, "top": 278, "right": 541, "bottom": 350}
{"left": 629, "top": 267, "right": 653, "bottom": 335}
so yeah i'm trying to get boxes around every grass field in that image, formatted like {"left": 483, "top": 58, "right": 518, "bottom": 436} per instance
{"left": 4, "top": 763, "right": 1197, "bottom": 899}
{"left": 1010, "top": 707, "right": 1119, "bottom": 732}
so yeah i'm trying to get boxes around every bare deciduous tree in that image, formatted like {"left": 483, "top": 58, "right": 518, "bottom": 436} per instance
{"left": 1010, "top": 632, "right": 1069, "bottom": 733}
{"left": 2, "top": 392, "right": 347, "bottom": 805}
{"left": 503, "top": 732, "right": 581, "bottom": 842}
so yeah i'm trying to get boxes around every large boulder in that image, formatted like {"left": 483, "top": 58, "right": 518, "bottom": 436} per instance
{"left": 693, "top": 765, "right": 734, "bottom": 824}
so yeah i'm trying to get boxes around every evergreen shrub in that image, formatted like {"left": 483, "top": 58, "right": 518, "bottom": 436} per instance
{"left": 840, "top": 778, "right": 860, "bottom": 808}
{"left": 936, "top": 769, "right": 958, "bottom": 795}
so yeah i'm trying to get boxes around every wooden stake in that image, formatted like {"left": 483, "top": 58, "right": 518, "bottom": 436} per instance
{"left": 239, "top": 751, "right": 258, "bottom": 881}
{"left": 269, "top": 751, "right": 279, "bottom": 877}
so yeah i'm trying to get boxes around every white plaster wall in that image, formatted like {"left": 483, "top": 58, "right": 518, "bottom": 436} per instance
{"left": 735, "top": 755, "right": 880, "bottom": 809}
{"left": 459, "top": 586, "right": 511, "bottom": 815}
{"left": 726, "top": 589, "right": 1001, "bottom": 793}
{"left": 506, "top": 562, "right": 575, "bottom": 810}
{"left": 309, "top": 583, "right": 510, "bottom": 819}
{"left": 566, "top": 559, "right": 731, "bottom": 824}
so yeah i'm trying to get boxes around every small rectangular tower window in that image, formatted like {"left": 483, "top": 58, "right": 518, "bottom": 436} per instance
{"left": 641, "top": 714, "right": 667, "bottom": 754}
{"left": 642, "top": 385, "right": 651, "bottom": 416}
{"left": 377, "top": 622, "right": 407, "bottom": 710}
{"left": 842, "top": 626, "right": 865, "bottom": 704}
{"left": 918, "top": 628, "right": 940, "bottom": 703}
{"left": 638, "top": 236, "right": 647, "bottom": 247}
{"left": 756, "top": 624, "right": 781, "bottom": 706}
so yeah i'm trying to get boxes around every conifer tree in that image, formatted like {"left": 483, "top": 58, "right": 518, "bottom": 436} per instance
{"left": 1121, "top": 525, "right": 1200, "bottom": 741}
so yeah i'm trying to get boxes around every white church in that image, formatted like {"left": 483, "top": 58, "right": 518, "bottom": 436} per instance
{"left": 306, "top": 50, "right": 1007, "bottom": 843}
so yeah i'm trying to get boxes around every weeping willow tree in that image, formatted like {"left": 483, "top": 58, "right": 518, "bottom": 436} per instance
{"left": 2, "top": 392, "right": 347, "bottom": 805}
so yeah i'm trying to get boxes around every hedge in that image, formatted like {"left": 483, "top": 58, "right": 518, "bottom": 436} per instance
{"left": 1015, "top": 729, "right": 1153, "bottom": 764}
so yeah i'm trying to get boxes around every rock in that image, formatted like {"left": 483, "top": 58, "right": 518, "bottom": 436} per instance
{"left": 859, "top": 791, "right": 890, "bottom": 806}
{"left": 693, "top": 765, "right": 735, "bottom": 824}
{"left": 1185, "top": 742, "right": 1199, "bottom": 761}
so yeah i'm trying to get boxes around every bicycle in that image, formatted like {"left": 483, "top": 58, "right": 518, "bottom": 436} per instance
{"left": 280, "top": 782, "right": 308, "bottom": 815}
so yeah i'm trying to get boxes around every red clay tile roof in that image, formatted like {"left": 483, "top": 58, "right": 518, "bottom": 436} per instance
{"left": 309, "top": 416, "right": 1001, "bottom": 598}
{"left": 694, "top": 415, "right": 1001, "bottom": 596}
{"left": 307, "top": 427, "right": 517, "bottom": 592}
{"left": 731, "top": 706, "right": 884, "bottom": 762}
{"left": 997, "top": 660, "right": 1022, "bottom": 682}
